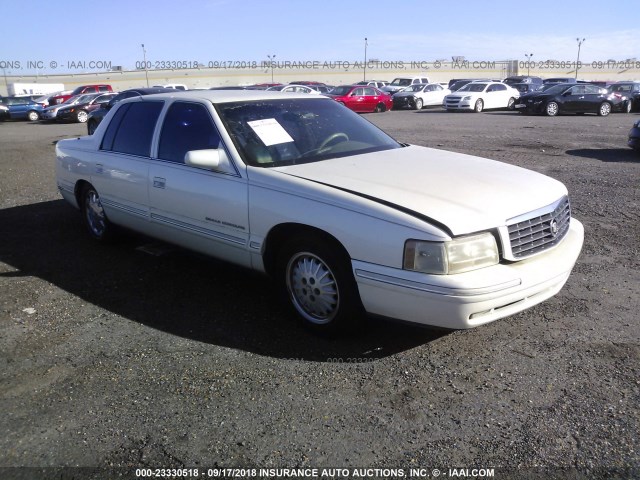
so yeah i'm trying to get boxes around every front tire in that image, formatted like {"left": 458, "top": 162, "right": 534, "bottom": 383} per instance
{"left": 414, "top": 98, "right": 423, "bottom": 110}
{"left": 474, "top": 99, "right": 484, "bottom": 113}
{"left": 77, "top": 110, "right": 88, "bottom": 123}
{"left": 276, "top": 236, "right": 363, "bottom": 334}
{"left": 545, "top": 101, "right": 559, "bottom": 116}
{"left": 598, "top": 102, "right": 611, "bottom": 116}
{"left": 81, "top": 185, "right": 113, "bottom": 241}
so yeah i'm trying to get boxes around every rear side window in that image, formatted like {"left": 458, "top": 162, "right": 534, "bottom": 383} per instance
{"left": 158, "top": 102, "right": 221, "bottom": 163}
{"left": 101, "top": 101, "right": 164, "bottom": 156}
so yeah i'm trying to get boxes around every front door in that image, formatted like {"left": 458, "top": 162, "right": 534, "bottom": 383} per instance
{"left": 147, "top": 101, "right": 251, "bottom": 267}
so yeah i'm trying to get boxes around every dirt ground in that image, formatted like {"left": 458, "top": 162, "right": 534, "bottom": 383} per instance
{"left": 1, "top": 108, "right": 638, "bottom": 480}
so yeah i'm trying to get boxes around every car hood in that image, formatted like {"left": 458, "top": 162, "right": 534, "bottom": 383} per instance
{"left": 274, "top": 145, "right": 567, "bottom": 236}
{"left": 393, "top": 91, "right": 416, "bottom": 97}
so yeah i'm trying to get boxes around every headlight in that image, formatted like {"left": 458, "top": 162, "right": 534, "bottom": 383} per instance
{"left": 634, "top": 119, "right": 640, "bottom": 128}
{"left": 462, "top": 96, "right": 471, "bottom": 101}
{"left": 403, "top": 233, "right": 499, "bottom": 275}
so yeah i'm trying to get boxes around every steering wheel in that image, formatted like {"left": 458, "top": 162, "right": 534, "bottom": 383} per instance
{"left": 318, "top": 132, "right": 349, "bottom": 151}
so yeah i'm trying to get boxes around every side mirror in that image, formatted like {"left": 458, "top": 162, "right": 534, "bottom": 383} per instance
{"left": 101, "top": 102, "right": 111, "bottom": 110}
{"left": 562, "top": 91, "right": 572, "bottom": 97}
{"left": 184, "top": 148, "right": 233, "bottom": 173}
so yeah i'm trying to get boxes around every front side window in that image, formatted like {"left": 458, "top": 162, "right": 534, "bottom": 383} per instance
{"left": 158, "top": 102, "right": 222, "bottom": 164}
{"left": 101, "top": 101, "right": 164, "bottom": 156}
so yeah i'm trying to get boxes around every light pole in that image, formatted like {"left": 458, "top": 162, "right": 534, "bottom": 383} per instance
{"left": 2, "top": 67, "right": 8, "bottom": 96}
{"left": 363, "top": 37, "right": 368, "bottom": 81}
{"left": 525, "top": 53, "right": 533, "bottom": 76}
{"left": 575, "top": 38, "right": 585, "bottom": 79}
{"left": 267, "top": 54, "right": 276, "bottom": 83}
{"left": 141, "top": 43, "right": 149, "bottom": 87}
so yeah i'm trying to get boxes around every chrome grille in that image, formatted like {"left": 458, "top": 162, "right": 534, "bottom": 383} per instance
{"left": 507, "top": 196, "right": 571, "bottom": 259}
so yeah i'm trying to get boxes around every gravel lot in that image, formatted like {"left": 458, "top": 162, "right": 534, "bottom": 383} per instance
{"left": 1, "top": 109, "right": 638, "bottom": 479}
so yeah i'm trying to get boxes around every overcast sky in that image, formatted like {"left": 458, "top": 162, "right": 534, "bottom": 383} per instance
{"left": 2, "top": 0, "right": 639, "bottom": 74}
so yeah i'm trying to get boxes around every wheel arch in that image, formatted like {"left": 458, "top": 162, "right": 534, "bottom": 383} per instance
{"left": 74, "top": 179, "right": 93, "bottom": 207}
{"left": 262, "top": 223, "right": 352, "bottom": 277}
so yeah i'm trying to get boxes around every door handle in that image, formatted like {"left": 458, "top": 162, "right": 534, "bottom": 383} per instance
{"left": 153, "top": 177, "right": 166, "bottom": 189}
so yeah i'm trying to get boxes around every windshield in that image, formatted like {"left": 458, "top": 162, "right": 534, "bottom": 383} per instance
{"left": 407, "top": 85, "right": 425, "bottom": 92}
{"left": 458, "top": 83, "right": 488, "bottom": 92}
{"left": 390, "top": 78, "right": 412, "bottom": 86}
{"left": 217, "top": 98, "right": 401, "bottom": 168}
{"left": 74, "top": 94, "right": 96, "bottom": 104}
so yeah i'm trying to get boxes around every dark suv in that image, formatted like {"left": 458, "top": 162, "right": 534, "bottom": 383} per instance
{"left": 86, "top": 87, "right": 175, "bottom": 134}
{"left": 503, "top": 76, "right": 543, "bottom": 86}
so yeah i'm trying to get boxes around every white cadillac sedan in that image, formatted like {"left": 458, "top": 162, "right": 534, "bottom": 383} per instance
{"left": 56, "top": 90, "right": 583, "bottom": 333}
{"left": 444, "top": 81, "right": 520, "bottom": 112}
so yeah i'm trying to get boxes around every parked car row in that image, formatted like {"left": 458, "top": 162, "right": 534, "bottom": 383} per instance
{"left": 41, "top": 93, "right": 116, "bottom": 122}
{"left": 3, "top": 78, "right": 639, "bottom": 124}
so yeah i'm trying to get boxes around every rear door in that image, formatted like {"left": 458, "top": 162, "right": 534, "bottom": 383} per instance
{"left": 91, "top": 100, "right": 164, "bottom": 230}
{"left": 7, "top": 97, "right": 30, "bottom": 118}
{"left": 486, "top": 84, "right": 508, "bottom": 108}
{"left": 580, "top": 85, "right": 606, "bottom": 112}
{"left": 422, "top": 84, "right": 445, "bottom": 106}
{"left": 362, "top": 87, "right": 379, "bottom": 111}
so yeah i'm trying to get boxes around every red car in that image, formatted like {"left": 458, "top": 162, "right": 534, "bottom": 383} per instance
{"left": 48, "top": 84, "right": 113, "bottom": 105}
{"left": 327, "top": 85, "right": 392, "bottom": 113}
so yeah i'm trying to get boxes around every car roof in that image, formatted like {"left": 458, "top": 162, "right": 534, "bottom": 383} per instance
{"left": 120, "top": 87, "right": 175, "bottom": 94}
{"left": 131, "top": 89, "right": 326, "bottom": 104}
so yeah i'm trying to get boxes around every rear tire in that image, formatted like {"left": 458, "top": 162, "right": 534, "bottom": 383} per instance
{"left": 87, "top": 120, "right": 98, "bottom": 135}
{"left": 81, "top": 185, "right": 114, "bottom": 242}
{"left": 598, "top": 102, "right": 611, "bottom": 116}
{"left": 374, "top": 102, "right": 387, "bottom": 113}
{"left": 27, "top": 110, "right": 40, "bottom": 121}
{"left": 507, "top": 97, "right": 515, "bottom": 110}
